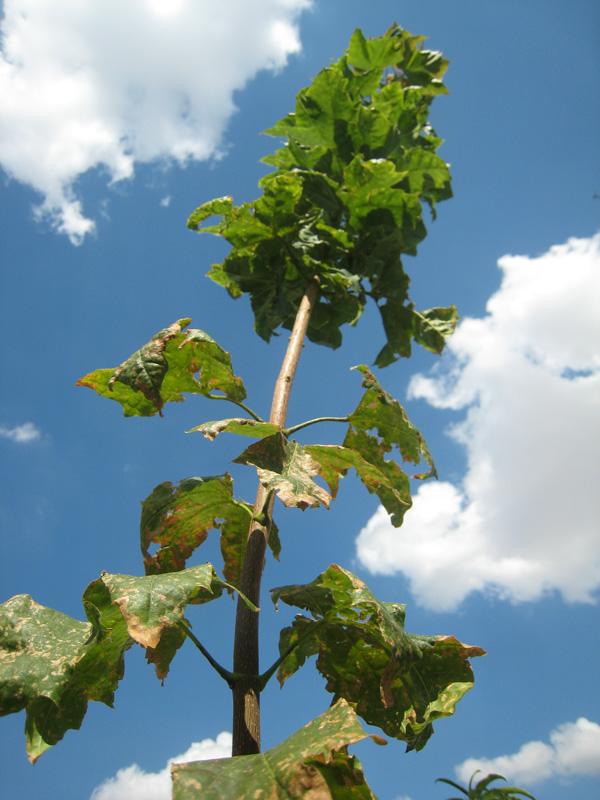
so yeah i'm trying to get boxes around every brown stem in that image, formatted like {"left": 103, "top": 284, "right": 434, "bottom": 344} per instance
{"left": 231, "top": 279, "right": 320, "bottom": 756}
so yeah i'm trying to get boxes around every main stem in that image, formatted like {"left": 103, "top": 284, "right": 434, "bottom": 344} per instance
{"left": 231, "top": 279, "right": 320, "bottom": 756}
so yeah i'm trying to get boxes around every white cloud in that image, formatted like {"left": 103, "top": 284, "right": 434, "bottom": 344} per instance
{"left": 90, "top": 732, "right": 232, "bottom": 800}
{"left": 356, "top": 234, "right": 600, "bottom": 610}
{"left": 0, "top": 0, "right": 311, "bottom": 243}
{"left": 455, "top": 718, "right": 600, "bottom": 786}
{"left": 0, "top": 422, "right": 41, "bottom": 442}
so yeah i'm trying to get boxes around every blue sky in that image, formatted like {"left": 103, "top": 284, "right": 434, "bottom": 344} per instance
{"left": 1, "top": 1, "right": 599, "bottom": 799}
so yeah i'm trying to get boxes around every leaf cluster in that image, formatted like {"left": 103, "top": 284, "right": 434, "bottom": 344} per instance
{"left": 188, "top": 25, "right": 457, "bottom": 365}
{"left": 0, "top": 566, "right": 249, "bottom": 762}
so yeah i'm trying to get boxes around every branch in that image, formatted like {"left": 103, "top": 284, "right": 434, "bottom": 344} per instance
{"left": 178, "top": 621, "right": 237, "bottom": 687}
{"left": 205, "top": 394, "right": 265, "bottom": 422}
{"left": 284, "top": 416, "right": 349, "bottom": 436}
{"left": 258, "top": 619, "right": 326, "bottom": 691}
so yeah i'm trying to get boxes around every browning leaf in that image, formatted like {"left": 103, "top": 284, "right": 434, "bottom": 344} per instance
{"left": 77, "top": 321, "right": 246, "bottom": 417}
{"left": 171, "top": 698, "right": 383, "bottom": 800}
{"left": 272, "top": 565, "right": 485, "bottom": 751}
{"left": 233, "top": 433, "right": 331, "bottom": 510}
{"left": 140, "top": 474, "right": 252, "bottom": 587}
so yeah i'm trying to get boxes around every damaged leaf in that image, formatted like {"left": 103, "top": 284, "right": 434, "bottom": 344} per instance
{"left": 272, "top": 565, "right": 485, "bottom": 751}
{"left": 77, "top": 321, "right": 246, "bottom": 417}
{"left": 233, "top": 433, "right": 331, "bottom": 510}
{"left": 172, "top": 698, "right": 383, "bottom": 800}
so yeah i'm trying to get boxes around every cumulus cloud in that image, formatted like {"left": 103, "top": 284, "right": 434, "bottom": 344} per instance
{"left": 0, "top": 0, "right": 311, "bottom": 243}
{"left": 0, "top": 422, "right": 41, "bottom": 442}
{"left": 455, "top": 718, "right": 600, "bottom": 786}
{"left": 90, "top": 732, "right": 232, "bottom": 800}
{"left": 356, "top": 234, "right": 600, "bottom": 610}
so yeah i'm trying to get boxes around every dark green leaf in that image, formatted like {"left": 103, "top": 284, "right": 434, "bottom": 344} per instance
{"left": 171, "top": 698, "right": 383, "bottom": 800}
{"left": 190, "top": 24, "right": 454, "bottom": 361}
{"left": 233, "top": 433, "right": 331, "bottom": 510}
{"left": 272, "top": 565, "right": 485, "bottom": 751}
{"left": 413, "top": 306, "right": 459, "bottom": 354}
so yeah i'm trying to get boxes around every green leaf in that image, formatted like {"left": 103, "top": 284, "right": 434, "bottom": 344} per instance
{"left": 187, "top": 196, "right": 233, "bottom": 231}
{"left": 436, "top": 772, "right": 537, "bottom": 800}
{"left": 305, "top": 443, "right": 411, "bottom": 523}
{"left": 140, "top": 475, "right": 253, "bottom": 587}
{"left": 89, "top": 566, "right": 230, "bottom": 651}
{"left": 77, "top": 321, "right": 246, "bottom": 417}
{"left": 413, "top": 306, "right": 459, "bottom": 354}
{"left": 349, "top": 365, "right": 437, "bottom": 480}
{"left": 0, "top": 564, "right": 248, "bottom": 760}
{"left": 188, "top": 418, "right": 281, "bottom": 441}
{"left": 272, "top": 565, "right": 485, "bottom": 752}
{"left": 190, "top": 24, "right": 454, "bottom": 361}
{"left": 171, "top": 698, "right": 383, "bottom": 800}
{"left": 233, "top": 433, "right": 331, "bottom": 510}
{"left": 0, "top": 592, "right": 133, "bottom": 762}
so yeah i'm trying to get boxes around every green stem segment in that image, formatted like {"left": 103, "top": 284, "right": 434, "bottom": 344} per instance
{"left": 284, "top": 416, "right": 349, "bottom": 436}
{"left": 206, "top": 394, "right": 265, "bottom": 423}
{"left": 231, "top": 279, "right": 320, "bottom": 756}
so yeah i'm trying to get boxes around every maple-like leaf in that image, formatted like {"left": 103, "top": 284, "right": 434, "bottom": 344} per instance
{"left": 77, "top": 321, "right": 246, "bottom": 417}
{"left": 234, "top": 433, "right": 331, "bottom": 510}
{"left": 272, "top": 565, "right": 485, "bottom": 751}
{"left": 172, "top": 698, "right": 384, "bottom": 799}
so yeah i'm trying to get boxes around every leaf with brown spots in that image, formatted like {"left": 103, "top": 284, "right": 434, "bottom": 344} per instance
{"left": 171, "top": 698, "right": 384, "bottom": 799}
{"left": 140, "top": 474, "right": 252, "bottom": 588}
{"left": 188, "top": 417, "right": 281, "bottom": 441}
{"left": 272, "top": 565, "right": 485, "bottom": 751}
{"left": 77, "top": 320, "right": 246, "bottom": 417}
{"left": 0, "top": 592, "right": 133, "bottom": 763}
{"left": 233, "top": 432, "right": 331, "bottom": 510}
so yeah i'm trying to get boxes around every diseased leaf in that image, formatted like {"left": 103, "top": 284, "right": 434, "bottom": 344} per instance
{"left": 272, "top": 565, "right": 485, "bottom": 752}
{"left": 139, "top": 475, "right": 253, "bottom": 588}
{"left": 305, "top": 443, "right": 411, "bottom": 523}
{"left": 0, "top": 593, "right": 133, "bottom": 763}
{"left": 349, "top": 365, "right": 437, "bottom": 481}
{"left": 92, "top": 566, "right": 230, "bottom": 651}
{"left": 188, "top": 418, "right": 281, "bottom": 441}
{"left": 77, "top": 321, "right": 246, "bottom": 417}
{"left": 171, "top": 698, "right": 383, "bottom": 800}
{"left": 233, "top": 433, "right": 331, "bottom": 510}
{"left": 0, "top": 564, "right": 249, "bottom": 760}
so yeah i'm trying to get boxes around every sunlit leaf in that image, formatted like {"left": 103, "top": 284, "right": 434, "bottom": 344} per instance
{"left": 172, "top": 698, "right": 383, "bottom": 800}
{"left": 77, "top": 321, "right": 246, "bottom": 417}
{"left": 0, "top": 593, "right": 132, "bottom": 763}
{"left": 140, "top": 475, "right": 253, "bottom": 587}
{"left": 91, "top": 565, "right": 230, "bottom": 651}
{"left": 348, "top": 365, "right": 437, "bottom": 481}
{"left": 272, "top": 565, "right": 485, "bottom": 751}
{"left": 188, "top": 418, "right": 281, "bottom": 441}
{"left": 305, "top": 443, "right": 411, "bottom": 523}
{"left": 233, "top": 433, "right": 331, "bottom": 510}
{"left": 189, "top": 24, "right": 454, "bottom": 362}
